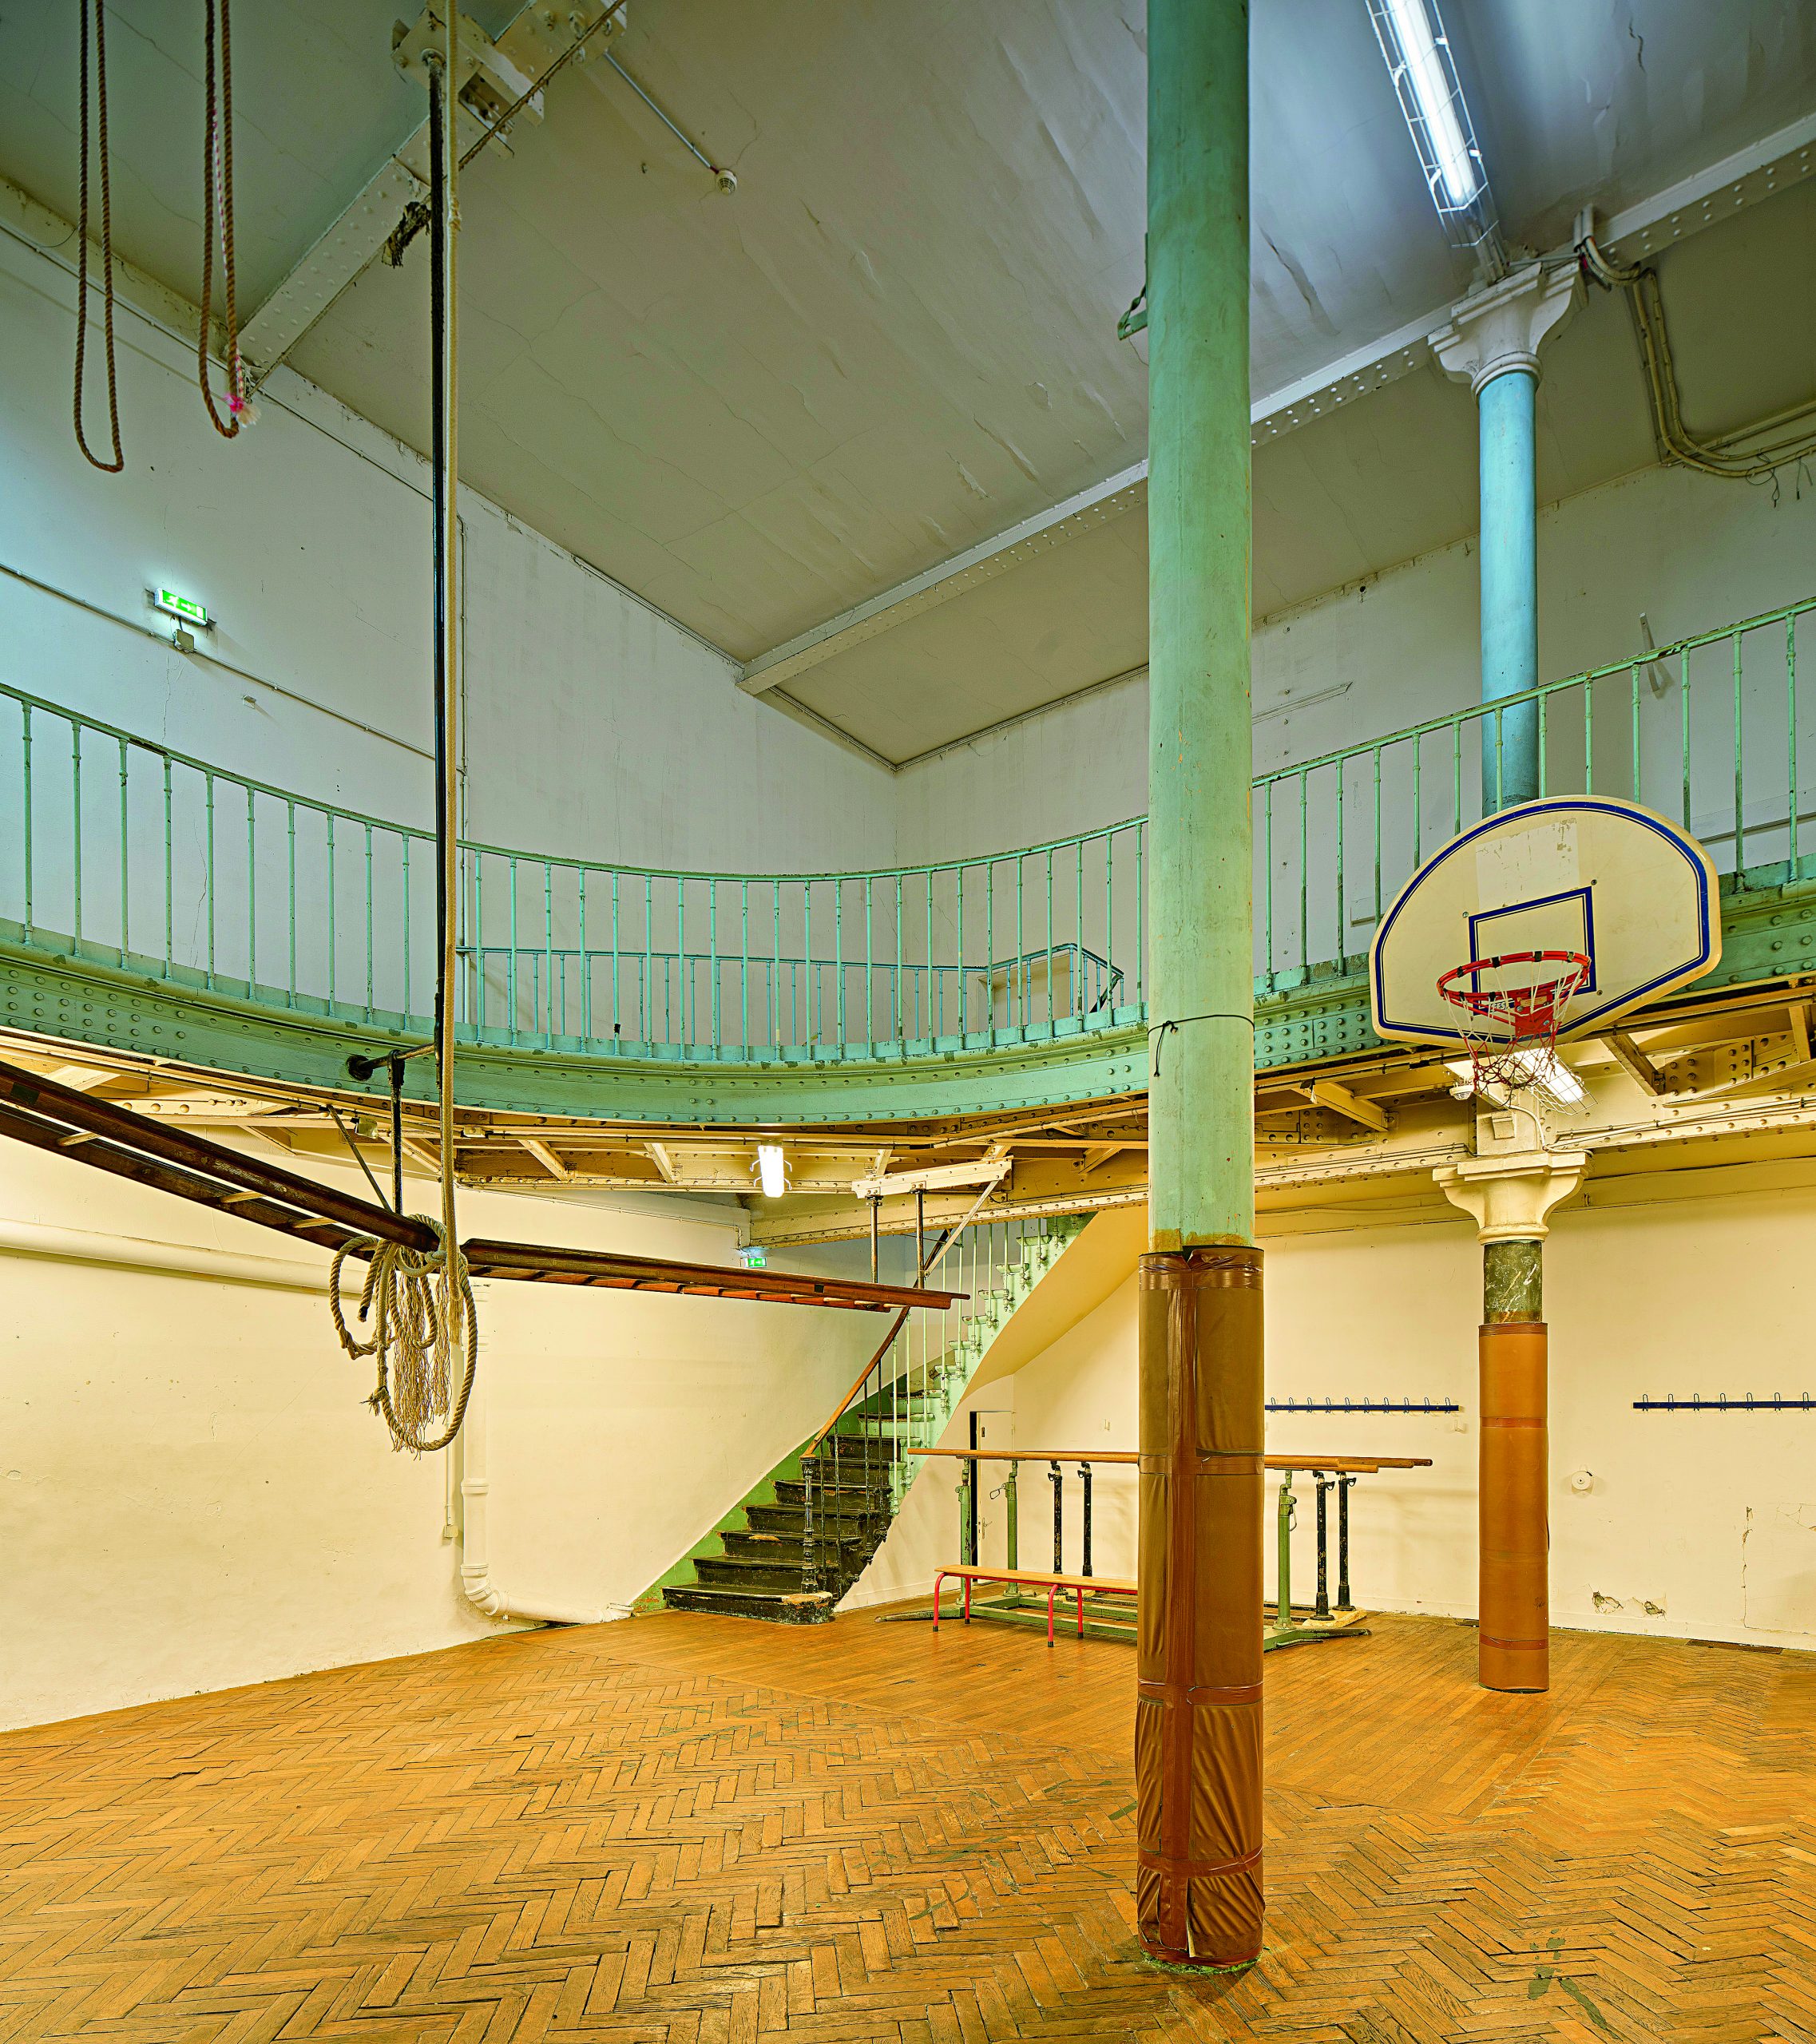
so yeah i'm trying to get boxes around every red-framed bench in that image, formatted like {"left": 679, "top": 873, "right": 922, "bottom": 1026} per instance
{"left": 930, "top": 1563, "right": 1138, "bottom": 1645}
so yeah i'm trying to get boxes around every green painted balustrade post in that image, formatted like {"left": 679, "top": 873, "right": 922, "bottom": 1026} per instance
{"left": 1137, "top": 0, "right": 1264, "bottom": 1974}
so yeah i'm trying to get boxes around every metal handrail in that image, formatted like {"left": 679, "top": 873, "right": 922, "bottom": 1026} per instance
{"left": 3, "top": 588, "right": 1810, "bottom": 1058}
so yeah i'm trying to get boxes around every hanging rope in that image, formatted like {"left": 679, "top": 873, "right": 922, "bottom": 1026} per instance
{"left": 198, "top": 0, "right": 252, "bottom": 436}
{"left": 329, "top": 1222, "right": 478, "bottom": 1453}
{"left": 73, "top": 0, "right": 125, "bottom": 473}
{"left": 331, "top": 11, "right": 476, "bottom": 1455}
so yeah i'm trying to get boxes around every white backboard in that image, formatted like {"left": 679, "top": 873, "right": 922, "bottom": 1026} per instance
{"left": 1370, "top": 797, "right": 1720, "bottom": 1048}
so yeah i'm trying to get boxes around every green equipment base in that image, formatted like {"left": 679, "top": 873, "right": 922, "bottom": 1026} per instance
{"left": 880, "top": 1591, "right": 1370, "bottom": 1651}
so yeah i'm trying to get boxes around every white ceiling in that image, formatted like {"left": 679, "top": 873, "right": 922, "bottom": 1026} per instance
{"left": 3, "top": 2, "right": 1814, "bottom": 763}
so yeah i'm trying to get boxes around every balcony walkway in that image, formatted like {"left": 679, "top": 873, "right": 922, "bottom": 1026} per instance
{"left": 2, "top": 595, "right": 1814, "bottom": 1122}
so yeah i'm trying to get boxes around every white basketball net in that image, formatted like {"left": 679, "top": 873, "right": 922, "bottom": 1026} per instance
{"left": 1437, "top": 949, "right": 1592, "bottom": 1109}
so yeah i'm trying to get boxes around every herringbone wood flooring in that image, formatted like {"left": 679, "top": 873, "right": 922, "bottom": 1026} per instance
{"left": 2, "top": 1610, "right": 1813, "bottom": 2041}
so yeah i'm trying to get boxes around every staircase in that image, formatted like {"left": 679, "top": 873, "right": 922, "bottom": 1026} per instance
{"left": 660, "top": 1216, "right": 1086, "bottom": 1622}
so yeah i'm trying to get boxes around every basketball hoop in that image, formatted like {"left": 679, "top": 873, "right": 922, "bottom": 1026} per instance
{"left": 1437, "top": 949, "right": 1592, "bottom": 1104}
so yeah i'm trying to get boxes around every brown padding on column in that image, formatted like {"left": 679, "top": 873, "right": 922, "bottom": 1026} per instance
{"left": 1136, "top": 1247, "right": 1263, "bottom": 1968}
{"left": 1479, "top": 1321, "right": 1549, "bottom": 1693}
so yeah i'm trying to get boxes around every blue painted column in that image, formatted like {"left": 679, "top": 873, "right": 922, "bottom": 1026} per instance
{"left": 1433, "top": 263, "right": 1580, "bottom": 817}
{"left": 1477, "top": 365, "right": 1540, "bottom": 810}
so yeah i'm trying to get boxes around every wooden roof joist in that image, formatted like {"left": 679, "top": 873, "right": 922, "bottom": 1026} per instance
{"left": 0, "top": 1058, "right": 961, "bottom": 1314}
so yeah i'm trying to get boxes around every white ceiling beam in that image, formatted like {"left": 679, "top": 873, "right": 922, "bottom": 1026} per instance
{"left": 736, "top": 464, "right": 1148, "bottom": 697}
{"left": 521, "top": 1136, "right": 573, "bottom": 1180}
{"left": 738, "top": 115, "right": 1816, "bottom": 703}
{"left": 240, "top": 157, "right": 427, "bottom": 382}
{"left": 1596, "top": 109, "right": 1816, "bottom": 263}
{"left": 851, "top": 1152, "right": 1011, "bottom": 1200}
{"left": 240, "top": 5, "right": 619, "bottom": 384}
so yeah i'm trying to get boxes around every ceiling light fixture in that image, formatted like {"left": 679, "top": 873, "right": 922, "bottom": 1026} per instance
{"left": 1445, "top": 1049, "right": 1587, "bottom": 1110}
{"left": 755, "top": 1144, "right": 787, "bottom": 1198}
{"left": 1366, "top": 0, "right": 1504, "bottom": 275}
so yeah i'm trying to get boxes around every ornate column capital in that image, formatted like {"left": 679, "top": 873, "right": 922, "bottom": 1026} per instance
{"left": 1429, "top": 259, "right": 1583, "bottom": 396}
{"left": 1433, "top": 1143, "right": 1587, "bottom": 1242}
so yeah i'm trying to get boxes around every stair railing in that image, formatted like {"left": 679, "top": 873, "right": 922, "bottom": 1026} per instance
{"left": 799, "top": 1213, "right": 1062, "bottom": 1598}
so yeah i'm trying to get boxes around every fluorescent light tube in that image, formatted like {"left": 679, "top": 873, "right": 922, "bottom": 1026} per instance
{"left": 1386, "top": 0, "right": 1477, "bottom": 207}
{"left": 756, "top": 1144, "right": 786, "bottom": 1198}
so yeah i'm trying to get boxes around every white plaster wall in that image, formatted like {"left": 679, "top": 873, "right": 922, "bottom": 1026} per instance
{"left": 0, "top": 1139, "right": 887, "bottom": 1731}
{"left": 901, "top": 1176, "right": 1816, "bottom": 1652}
{"left": 0, "top": 218, "right": 890, "bottom": 880}
{"left": 894, "top": 459, "right": 1816, "bottom": 864}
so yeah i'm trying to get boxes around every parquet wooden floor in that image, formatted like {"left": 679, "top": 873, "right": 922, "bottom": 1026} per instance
{"left": 3, "top": 1610, "right": 1813, "bottom": 2042}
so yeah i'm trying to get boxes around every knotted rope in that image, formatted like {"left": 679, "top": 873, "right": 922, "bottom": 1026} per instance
{"left": 330, "top": 1220, "right": 476, "bottom": 1455}
{"left": 198, "top": 0, "right": 254, "bottom": 434}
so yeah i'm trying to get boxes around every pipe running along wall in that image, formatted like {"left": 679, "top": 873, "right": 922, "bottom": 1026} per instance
{"left": 1136, "top": 0, "right": 1264, "bottom": 1973}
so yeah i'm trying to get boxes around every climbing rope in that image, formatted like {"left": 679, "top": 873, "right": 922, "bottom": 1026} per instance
{"left": 329, "top": 1222, "right": 477, "bottom": 1455}
{"left": 331, "top": 9, "right": 475, "bottom": 1456}
{"left": 198, "top": 0, "right": 252, "bottom": 436}
{"left": 73, "top": 0, "right": 125, "bottom": 473}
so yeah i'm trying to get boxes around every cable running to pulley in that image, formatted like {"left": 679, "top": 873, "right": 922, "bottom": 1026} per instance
{"left": 330, "top": 10, "right": 475, "bottom": 1454}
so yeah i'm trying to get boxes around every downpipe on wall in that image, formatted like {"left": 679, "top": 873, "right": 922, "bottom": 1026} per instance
{"left": 0, "top": 1216, "right": 624, "bottom": 1627}
{"left": 453, "top": 1350, "right": 632, "bottom": 1627}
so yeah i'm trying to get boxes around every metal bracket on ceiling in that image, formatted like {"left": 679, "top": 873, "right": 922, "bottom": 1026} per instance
{"left": 391, "top": 10, "right": 548, "bottom": 141}
{"left": 239, "top": 3, "right": 624, "bottom": 386}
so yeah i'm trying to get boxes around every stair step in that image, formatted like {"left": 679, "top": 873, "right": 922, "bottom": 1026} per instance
{"left": 721, "top": 1530, "right": 800, "bottom": 1563}
{"left": 695, "top": 1556, "right": 808, "bottom": 1593}
{"left": 746, "top": 1501, "right": 883, "bottom": 1537}
{"left": 662, "top": 1584, "right": 834, "bottom": 1623}
{"left": 724, "top": 1529, "right": 876, "bottom": 1572}
{"left": 773, "top": 1478, "right": 890, "bottom": 1510}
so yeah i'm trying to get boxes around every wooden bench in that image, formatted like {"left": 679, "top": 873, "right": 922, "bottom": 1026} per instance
{"left": 931, "top": 1563, "right": 1137, "bottom": 1645}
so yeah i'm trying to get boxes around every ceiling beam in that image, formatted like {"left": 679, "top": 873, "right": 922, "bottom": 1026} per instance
{"left": 240, "top": 6, "right": 620, "bottom": 384}
{"left": 1604, "top": 1031, "right": 1666, "bottom": 1097}
{"left": 1297, "top": 1079, "right": 1389, "bottom": 1135}
{"left": 521, "top": 1136, "right": 573, "bottom": 1181}
{"left": 736, "top": 464, "right": 1148, "bottom": 697}
{"left": 736, "top": 112, "right": 1816, "bottom": 709}
{"left": 851, "top": 1152, "right": 1011, "bottom": 1200}
{"left": 1596, "top": 108, "right": 1816, "bottom": 263}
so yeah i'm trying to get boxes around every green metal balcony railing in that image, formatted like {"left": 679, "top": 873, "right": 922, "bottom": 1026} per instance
{"left": 1, "top": 591, "right": 1810, "bottom": 1064}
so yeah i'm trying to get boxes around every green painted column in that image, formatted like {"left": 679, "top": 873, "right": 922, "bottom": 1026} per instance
{"left": 1136, "top": 0, "right": 1264, "bottom": 1973}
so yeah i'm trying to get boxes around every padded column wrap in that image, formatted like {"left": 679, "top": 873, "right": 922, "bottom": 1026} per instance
{"left": 1479, "top": 1320, "right": 1548, "bottom": 1692}
{"left": 1136, "top": 1248, "right": 1263, "bottom": 1967}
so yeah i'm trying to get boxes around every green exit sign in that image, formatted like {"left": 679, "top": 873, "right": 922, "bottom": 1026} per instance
{"left": 736, "top": 1244, "right": 767, "bottom": 1269}
{"left": 151, "top": 588, "right": 211, "bottom": 629}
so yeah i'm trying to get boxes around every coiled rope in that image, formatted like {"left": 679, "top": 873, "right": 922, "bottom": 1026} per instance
{"left": 73, "top": 0, "right": 125, "bottom": 473}
{"left": 330, "top": 1221, "right": 477, "bottom": 1454}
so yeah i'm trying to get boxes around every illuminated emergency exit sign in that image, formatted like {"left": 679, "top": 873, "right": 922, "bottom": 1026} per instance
{"left": 151, "top": 588, "right": 212, "bottom": 630}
